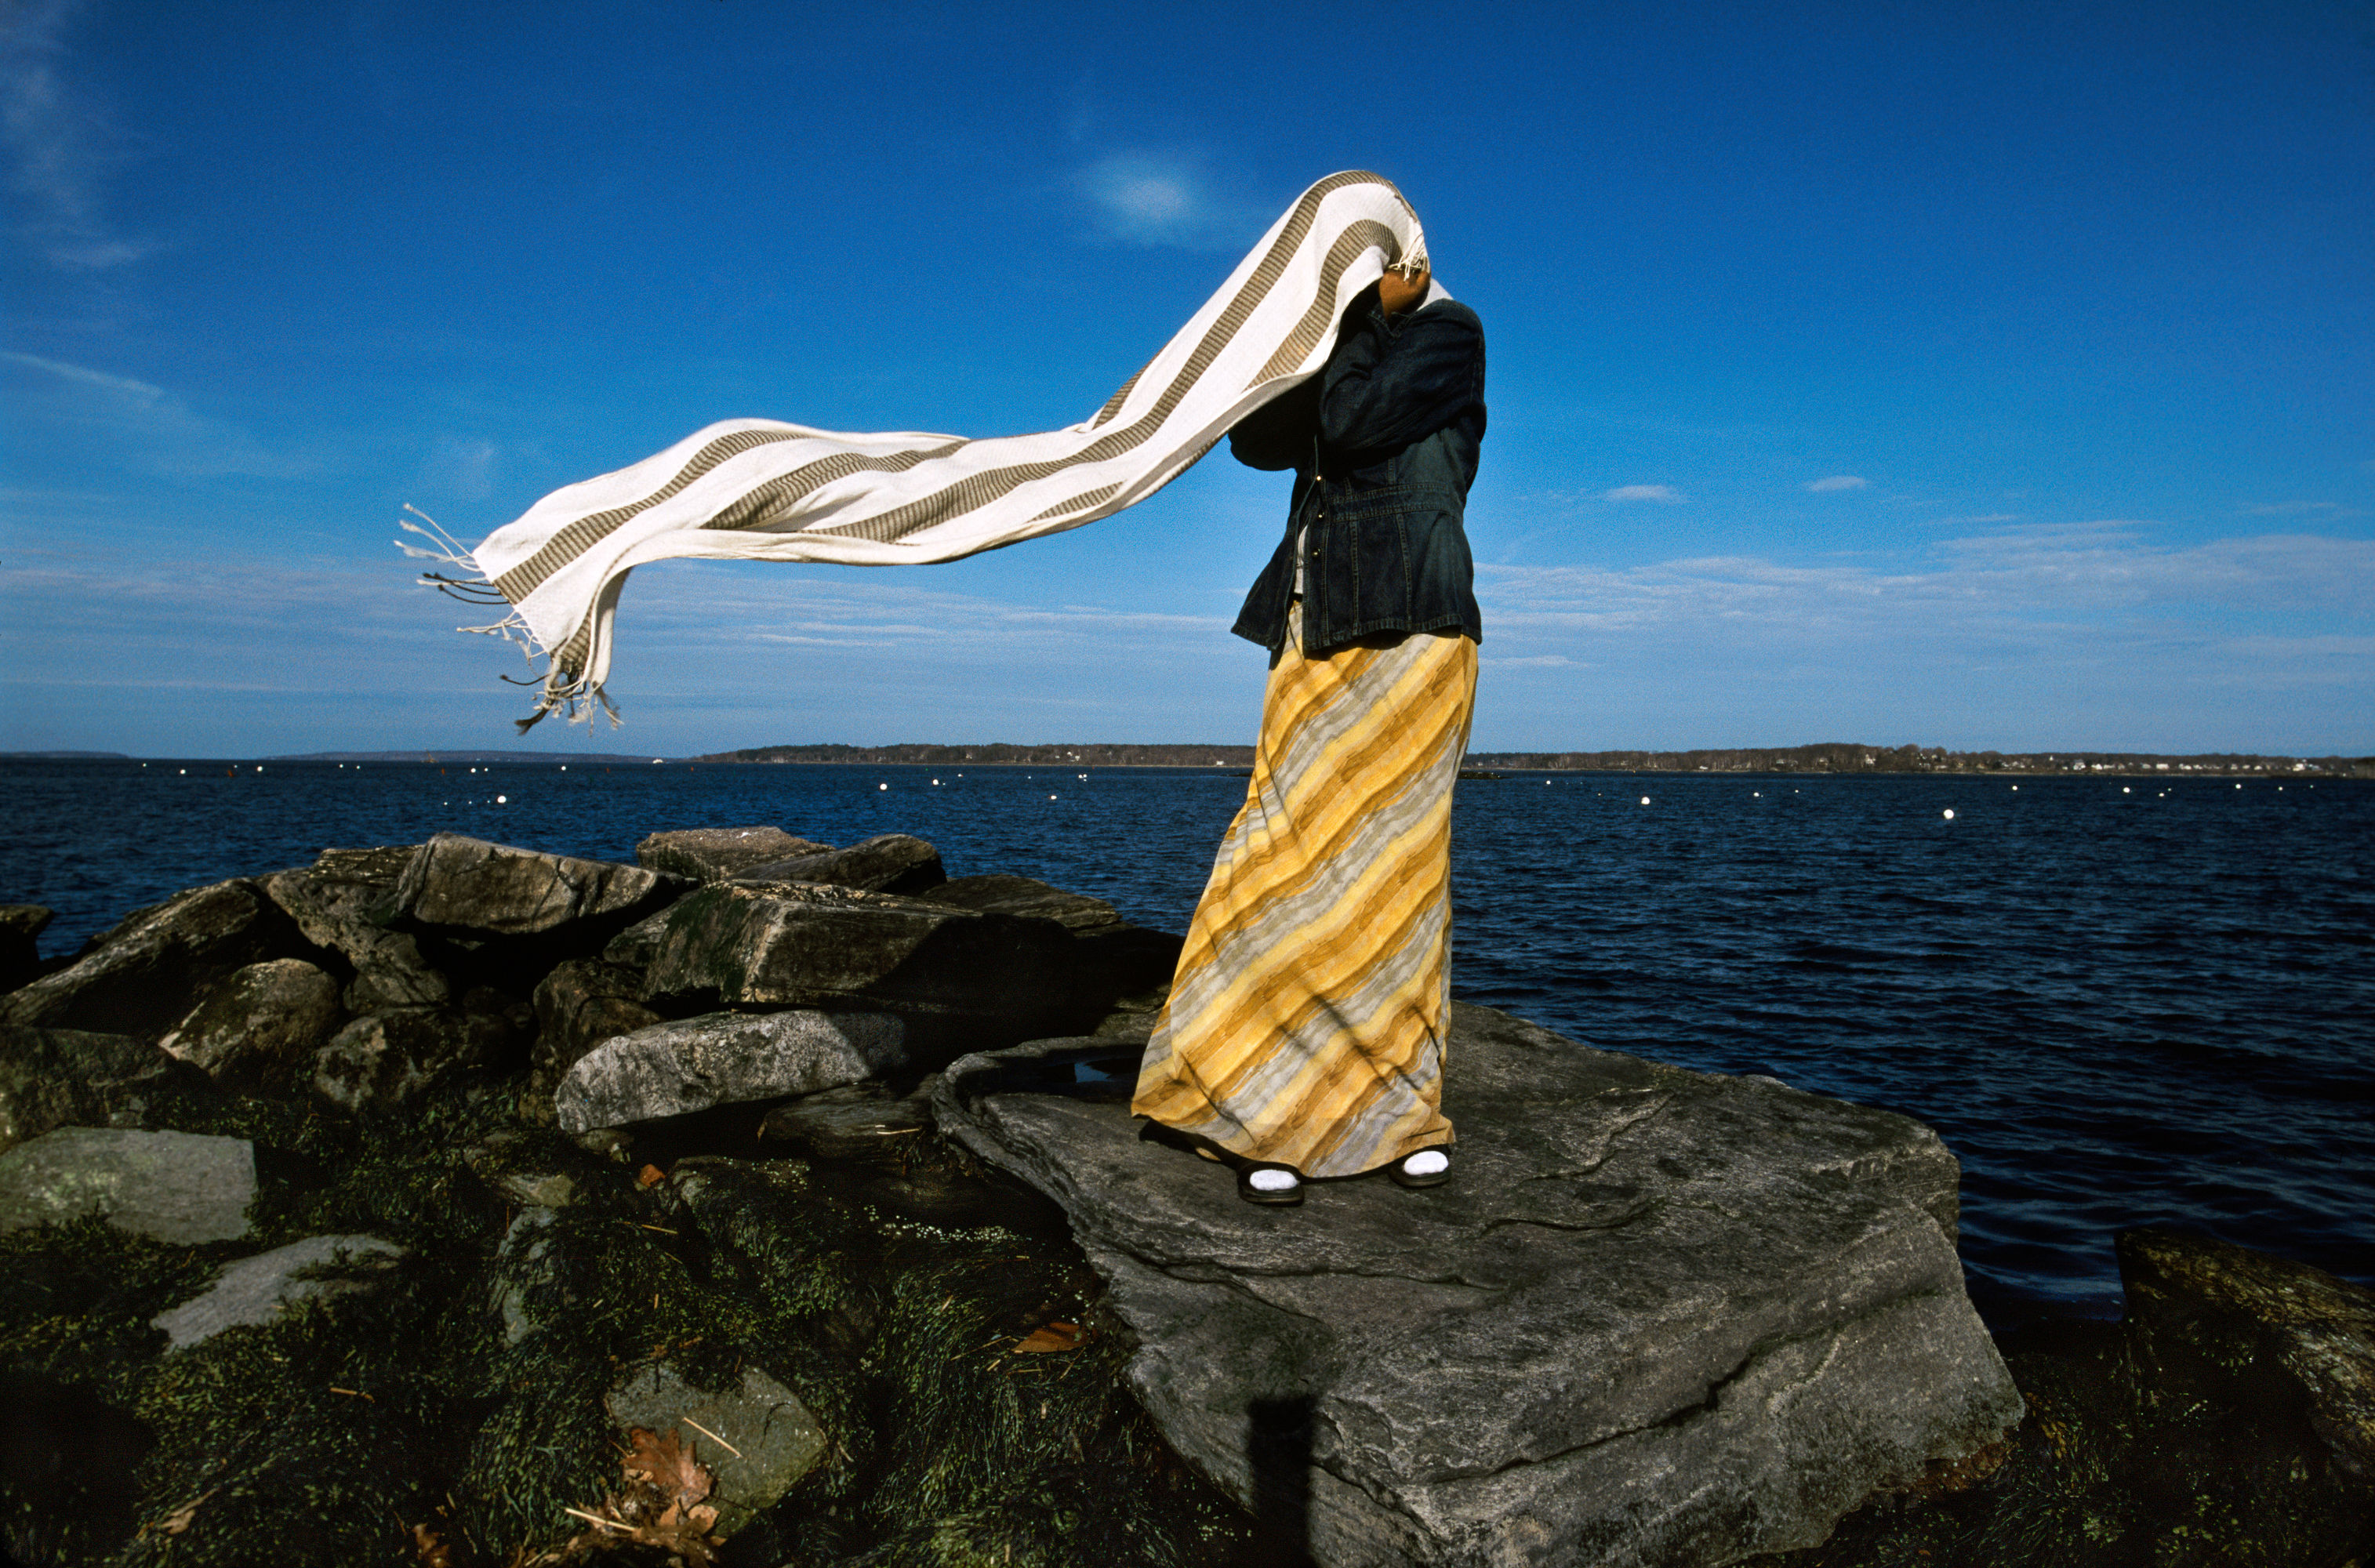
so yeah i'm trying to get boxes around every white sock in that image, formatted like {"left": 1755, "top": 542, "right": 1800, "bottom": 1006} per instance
{"left": 1402, "top": 1149, "right": 1449, "bottom": 1177}
{"left": 1247, "top": 1167, "right": 1299, "bottom": 1192}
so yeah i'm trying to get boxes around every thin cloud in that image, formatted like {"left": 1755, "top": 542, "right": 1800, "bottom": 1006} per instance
{"left": 2, "top": 350, "right": 315, "bottom": 478}
{"left": 1603, "top": 484, "right": 1685, "bottom": 504}
{"left": 419, "top": 437, "right": 499, "bottom": 501}
{"left": 0, "top": 0, "right": 152, "bottom": 270}
{"left": 2238, "top": 500, "right": 2351, "bottom": 517}
{"left": 1805, "top": 475, "right": 1868, "bottom": 492}
{"left": 1073, "top": 151, "right": 1262, "bottom": 251}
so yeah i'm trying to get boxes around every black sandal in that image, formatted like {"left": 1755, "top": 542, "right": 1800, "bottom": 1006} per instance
{"left": 1388, "top": 1151, "right": 1451, "bottom": 1189}
{"left": 1237, "top": 1164, "right": 1305, "bottom": 1205}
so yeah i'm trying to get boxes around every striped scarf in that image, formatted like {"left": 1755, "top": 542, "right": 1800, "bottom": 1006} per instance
{"left": 409, "top": 170, "right": 1429, "bottom": 729}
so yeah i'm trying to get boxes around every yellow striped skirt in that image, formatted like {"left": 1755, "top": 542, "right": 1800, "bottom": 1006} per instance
{"left": 1131, "top": 601, "right": 1477, "bottom": 1178}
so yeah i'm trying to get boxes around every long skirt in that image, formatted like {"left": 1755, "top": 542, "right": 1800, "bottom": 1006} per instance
{"left": 1130, "top": 601, "right": 1477, "bottom": 1178}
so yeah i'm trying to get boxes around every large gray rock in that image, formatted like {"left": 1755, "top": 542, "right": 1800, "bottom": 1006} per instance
{"left": 160, "top": 957, "right": 343, "bottom": 1086}
{"left": 757, "top": 1081, "right": 935, "bottom": 1164}
{"left": 732, "top": 833, "right": 946, "bottom": 895}
{"left": 312, "top": 1006, "right": 510, "bottom": 1116}
{"left": 637, "top": 826, "right": 831, "bottom": 884}
{"left": 2117, "top": 1227, "right": 2375, "bottom": 1483}
{"left": 393, "top": 833, "right": 685, "bottom": 942}
{"left": 0, "top": 1025, "right": 187, "bottom": 1153}
{"left": 554, "top": 1010, "right": 905, "bottom": 1133}
{"left": 933, "top": 1004, "right": 2023, "bottom": 1568}
{"left": 530, "top": 959, "right": 663, "bottom": 1094}
{"left": 0, "top": 905, "right": 52, "bottom": 992}
{"left": 0, "top": 1127, "right": 256, "bottom": 1243}
{"left": 151, "top": 1233, "right": 405, "bottom": 1350}
{"left": 637, "top": 881, "right": 1074, "bottom": 1034}
{"left": 0, "top": 880, "right": 297, "bottom": 1037}
{"left": 606, "top": 1361, "right": 829, "bottom": 1537}
{"left": 915, "top": 873, "right": 1124, "bottom": 931}
{"left": 262, "top": 851, "right": 451, "bottom": 1012}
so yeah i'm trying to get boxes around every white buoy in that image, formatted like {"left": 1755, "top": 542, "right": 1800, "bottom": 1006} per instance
{"left": 879, "top": 782, "right": 888, "bottom": 791}
{"left": 1640, "top": 796, "right": 1651, "bottom": 805}
{"left": 1942, "top": 809, "right": 1955, "bottom": 819}
{"left": 1049, "top": 793, "right": 1058, "bottom": 800}
{"left": 2123, "top": 786, "right": 2130, "bottom": 793}
{"left": 932, "top": 779, "right": 941, "bottom": 785}
{"left": 496, "top": 794, "right": 507, "bottom": 804}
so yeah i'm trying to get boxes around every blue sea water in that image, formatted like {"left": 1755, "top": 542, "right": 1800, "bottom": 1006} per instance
{"left": 4, "top": 757, "right": 2370, "bottom": 1323}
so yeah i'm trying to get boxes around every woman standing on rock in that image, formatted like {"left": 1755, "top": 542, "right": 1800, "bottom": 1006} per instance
{"left": 1130, "top": 258, "right": 1488, "bottom": 1206}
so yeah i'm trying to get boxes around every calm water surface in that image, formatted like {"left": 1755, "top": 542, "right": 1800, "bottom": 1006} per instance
{"left": 5, "top": 757, "right": 2369, "bottom": 1323}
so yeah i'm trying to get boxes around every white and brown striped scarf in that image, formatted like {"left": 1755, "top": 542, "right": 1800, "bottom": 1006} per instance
{"left": 409, "top": 170, "right": 1429, "bottom": 729}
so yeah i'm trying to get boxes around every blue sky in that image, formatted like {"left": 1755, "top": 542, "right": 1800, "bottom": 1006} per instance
{"left": 3, "top": 0, "right": 2370, "bottom": 757}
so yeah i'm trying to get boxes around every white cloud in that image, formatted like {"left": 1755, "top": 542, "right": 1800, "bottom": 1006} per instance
{"left": 1805, "top": 475, "right": 1868, "bottom": 492}
{"left": 1, "top": 350, "right": 315, "bottom": 478}
{"left": 1073, "top": 152, "right": 1260, "bottom": 251}
{"left": 0, "top": 0, "right": 152, "bottom": 270}
{"left": 2239, "top": 500, "right": 2351, "bottom": 517}
{"left": 419, "top": 437, "right": 499, "bottom": 501}
{"left": 1603, "top": 484, "right": 1685, "bottom": 504}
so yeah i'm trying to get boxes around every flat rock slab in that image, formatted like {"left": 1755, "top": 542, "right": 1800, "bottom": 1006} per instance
{"left": 732, "top": 833, "right": 947, "bottom": 896}
{"left": 151, "top": 1233, "right": 405, "bottom": 1349}
{"left": 394, "top": 833, "right": 684, "bottom": 939}
{"left": 161, "top": 957, "right": 343, "bottom": 1086}
{"left": 0, "top": 879, "right": 296, "bottom": 1037}
{"left": 0, "top": 1127, "right": 256, "bottom": 1243}
{"left": 639, "top": 881, "right": 1073, "bottom": 1031}
{"left": 554, "top": 1009, "right": 906, "bottom": 1132}
{"left": 637, "top": 826, "right": 832, "bottom": 883}
{"left": 934, "top": 1003, "right": 2023, "bottom": 1568}
{"left": 0, "top": 1026, "right": 187, "bottom": 1154}
{"left": 607, "top": 1361, "right": 828, "bottom": 1536}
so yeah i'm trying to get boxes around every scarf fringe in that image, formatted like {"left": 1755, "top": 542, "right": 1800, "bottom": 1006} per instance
{"left": 398, "top": 506, "right": 621, "bottom": 731}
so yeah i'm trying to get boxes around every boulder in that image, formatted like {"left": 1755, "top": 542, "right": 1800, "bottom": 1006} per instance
{"left": 913, "top": 873, "right": 1124, "bottom": 931}
{"left": 732, "top": 833, "right": 946, "bottom": 895}
{"left": 554, "top": 1010, "right": 905, "bottom": 1133}
{"left": 637, "top": 826, "right": 832, "bottom": 884}
{"left": 312, "top": 1006, "right": 511, "bottom": 1116}
{"left": 151, "top": 1233, "right": 405, "bottom": 1350}
{"left": 916, "top": 874, "right": 1182, "bottom": 1016}
{"left": 606, "top": 1361, "right": 829, "bottom": 1537}
{"left": 0, "top": 1025, "right": 188, "bottom": 1153}
{"left": 933, "top": 1004, "right": 2023, "bottom": 1568}
{"left": 0, "top": 1127, "right": 256, "bottom": 1244}
{"left": 530, "top": 959, "right": 663, "bottom": 1094}
{"left": 758, "top": 1082, "right": 935, "bottom": 1164}
{"left": 392, "top": 833, "right": 685, "bottom": 944}
{"left": 262, "top": 855, "right": 451, "bottom": 1012}
{"left": 160, "top": 958, "right": 343, "bottom": 1086}
{"left": 603, "top": 908, "right": 674, "bottom": 971}
{"left": 0, "top": 879, "right": 298, "bottom": 1037}
{"left": 0, "top": 904, "right": 52, "bottom": 992}
{"left": 2117, "top": 1227, "right": 2375, "bottom": 1483}
{"left": 638, "top": 881, "right": 1074, "bottom": 1037}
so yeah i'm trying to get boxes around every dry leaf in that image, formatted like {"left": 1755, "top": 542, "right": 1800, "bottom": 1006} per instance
{"left": 1013, "top": 1320, "right": 1084, "bottom": 1353}
{"left": 636, "top": 1163, "right": 666, "bottom": 1189}
{"left": 155, "top": 1488, "right": 216, "bottom": 1535}
{"left": 622, "top": 1425, "right": 713, "bottom": 1507}
{"left": 411, "top": 1521, "right": 467, "bottom": 1567}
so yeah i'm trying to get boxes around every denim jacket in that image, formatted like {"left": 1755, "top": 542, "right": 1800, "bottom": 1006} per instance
{"left": 1226, "top": 292, "right": 1487, "bottom": 659}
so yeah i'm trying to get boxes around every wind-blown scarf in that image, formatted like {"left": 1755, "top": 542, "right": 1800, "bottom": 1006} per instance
{"left": 408, "top": 170, "right": 1428, "bottom": 728}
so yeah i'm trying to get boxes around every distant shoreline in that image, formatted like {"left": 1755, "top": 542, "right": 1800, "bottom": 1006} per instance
{"left": 5, "top": 743, "right": 2369, "bottom": 777}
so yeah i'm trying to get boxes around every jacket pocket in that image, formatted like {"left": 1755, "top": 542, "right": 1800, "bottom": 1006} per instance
{"left": 1339, "top": 502, "right": 1414, "bottom": 632}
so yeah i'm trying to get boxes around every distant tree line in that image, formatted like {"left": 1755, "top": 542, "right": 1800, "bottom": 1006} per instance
{"left": 695, "top": 739, "right": 2373, "bottom": 776}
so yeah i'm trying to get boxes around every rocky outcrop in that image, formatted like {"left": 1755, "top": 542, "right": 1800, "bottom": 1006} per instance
{"left": 759, "top": 1082, "right": 936, "bottom": 1164}
{"left": 917, "top": 873, "right": 1185, "bottom": 1022}
{"left": 935, "top": 1005, "right": 2024, "bottom": 1568}
{"left": 0, "top": 1025, "right": 188, "bottom": 1153}
{"left": 915, "top": 873, "right": 1124, "bottom": 931}
{"left": 312, "top": 1005, "right": 515, "bottom": 1116}
{"left": 605, "top": 1362, "right": 829, "bottom": 1537}
{"left": 0, "top": 879, "right": 299, "bottom": 1037}
{"left": 529, "top": 958, "right": 663, "bottom": 1099}
{"left": 636, "top": 826, "right": 831, "bottom": 884}
{"left": 393, "top": 833, "right": 685, "bottom": 942}
{"left": 151, "top": 1233, "right": 405, "bottom": 1350}
{"left": 262, "top": 850, "right": 452, "bottom": 1011}
{"left": 637, "top": 880, "right": 1075, "bottom": 1039}
{"left": 160, "top": 957, "right": 342, "bottom": 1086}
{"left": 0, "top": 904, "right": 52, "bottom": 991}
{"left": 554, "top": 1010, "right": 905, "bottom": 1133}
{"left": 2118, "top": 1227, "right": 2375, "bottom": 1483}
{"left": 732, "top": 833, "right": 947, "bottom": 895}
{"left": 0, "top": 1127, "right": 256, "bottom": 1243}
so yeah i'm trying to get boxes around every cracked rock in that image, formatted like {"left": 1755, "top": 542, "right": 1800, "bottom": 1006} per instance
{"left": 151, "top": 1233, "right": 405, "bottom": 1350}
{"left": 554, "top": 1009, "right": 905, "bottom": 1133}
{"left": 934, "top": 1003, "right": 2022, "bottom": 1568}
{"left": 730, "top": 833, "right": 946, "bottom": 895}
{"left": 393, "top": 833, "right": 685, "bottom": 943}
{"left": 161, "top": 957, "right": 343, "bottom": 1086}
{"left": 606, "top": 1360, "right": 828, "bottom": 1536}
{"left": 636, "top": 826, "right": 832, "bottom": 884}
{"left": 0, "top": 880, "right": 300, "bottom": 1038}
